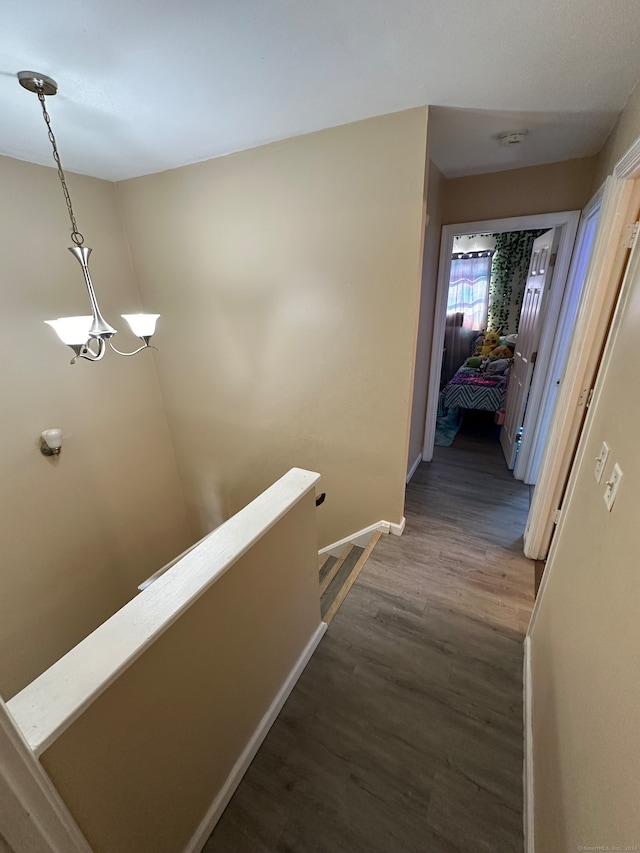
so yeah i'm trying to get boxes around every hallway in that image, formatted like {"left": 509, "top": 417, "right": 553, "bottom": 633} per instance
{"left": 204, "top": 433, "right": 534, "bottom": 852}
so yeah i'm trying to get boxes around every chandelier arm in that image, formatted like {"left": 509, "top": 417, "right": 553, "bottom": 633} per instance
{"left": 70, "top": 338, "right": 107, "bottom": 364}
{"left": 36, "top": 88, "right": 84, "bottom": 246}
{"left": 108, "top": 340, "right": 158, "bottom": 357}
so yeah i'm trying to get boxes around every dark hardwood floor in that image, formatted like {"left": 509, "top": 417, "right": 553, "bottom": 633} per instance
{"left": 204, "top": 418, "right": 534, "bottom": 853}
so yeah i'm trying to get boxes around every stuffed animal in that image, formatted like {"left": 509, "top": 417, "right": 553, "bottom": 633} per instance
{"left": 489, "top": 345, "right": 514, "bottom": 360}
{"left": 465, "top": 356, "right": 484, "bottom": 369}
{"left": 485, "top": 358, "right": 510, "bottom": 375}
{"left": 477, "top": 331, "right": 500, "bottom": 356}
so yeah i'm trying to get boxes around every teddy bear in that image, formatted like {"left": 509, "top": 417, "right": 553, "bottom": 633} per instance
{"left": 489, "top": 345, "right": 514, "bottom": 360}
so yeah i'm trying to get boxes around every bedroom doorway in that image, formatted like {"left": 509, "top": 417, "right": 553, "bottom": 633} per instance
{"left": 435, "top": 228, "right": 549, "bottom": 456}
{"left": 423, "top": 211, "right": 582, "bottom": 483}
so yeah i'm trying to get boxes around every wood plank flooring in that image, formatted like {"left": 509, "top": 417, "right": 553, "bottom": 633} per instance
{"left": 204, "top": 419, "right": 534, "bottom": 853}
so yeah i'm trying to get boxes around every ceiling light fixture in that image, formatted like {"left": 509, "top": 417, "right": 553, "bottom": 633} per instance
{"left": 498, "top": 130, "right": 528, "bottom": 147}
{"left": 18, "top": 71, "right": 160, "bottom": 364}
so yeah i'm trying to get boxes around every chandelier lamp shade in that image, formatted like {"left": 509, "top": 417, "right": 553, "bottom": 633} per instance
{"left": 17, "top": 70, "right": 160, "bottom": 363}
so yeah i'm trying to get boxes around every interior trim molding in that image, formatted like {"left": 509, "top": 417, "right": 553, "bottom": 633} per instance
{"left": 523, "top": 635, "right": 535, "bottom": 853}
{"left": 389, "top": 517, "right": 406, "bottom": 536}
{"left": 406, "top": 453, "right": 422, "bottom": 483}
{"left": 183, "top": 622, "right": 327, "bottom": 853}
{"left": 319, "top": 517, "right": 406, "bottom": 555}
{"left": 614, "top": 131, "right": 640, "bottom": 179}
{"left": 527, "top": 136, "right": 640, "bottom": 604}
{"left": 0, "top": 698, "right": 91, "bottom": 853}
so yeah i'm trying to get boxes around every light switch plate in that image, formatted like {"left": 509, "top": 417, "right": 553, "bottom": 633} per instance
{"left": 595, "top": 441, "right": 610, "bottom": 483}
{"left": 603, "top": 462, "right": 623, "bottom": 511}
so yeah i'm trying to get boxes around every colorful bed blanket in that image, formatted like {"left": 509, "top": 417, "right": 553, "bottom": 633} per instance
{"left": 442, "top": 366, "right": 507, "bottom": 412}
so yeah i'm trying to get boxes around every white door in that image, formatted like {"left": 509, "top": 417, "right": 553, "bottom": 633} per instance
{"left": 500, "top": 229, "right": 558, "bottom": 469}
{"left": 515, "top": 206, "right": 600, "bottom": 485}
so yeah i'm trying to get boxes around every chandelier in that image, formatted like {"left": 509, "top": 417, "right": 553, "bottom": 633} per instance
{"left": 18, "top": 71, "right": 160, "bottom": 363}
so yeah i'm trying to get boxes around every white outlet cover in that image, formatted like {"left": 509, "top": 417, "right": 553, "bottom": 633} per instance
{"left": 603, "top": 462, "right": 623, "bottom": 511}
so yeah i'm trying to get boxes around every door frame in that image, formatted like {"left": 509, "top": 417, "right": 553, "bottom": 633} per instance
{"left": 524, "top": 141, "right": 640, "bottom": 560}
{"left": 422, "top": 210, "right": 580, "bottom": 462}
{"left": 515, "top": 190, "right": 603, "bottom": 484}
{"left": 524, "top": 136, "right": 640, "bottom": 853}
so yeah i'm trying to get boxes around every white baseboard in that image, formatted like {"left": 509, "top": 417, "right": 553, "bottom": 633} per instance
{"left": 406, "top": 454, "right": 422, "bottom": 484}
{"left": 183, "top": 622, "right": 327, "bottom": 853}
{"left": 523, "top": 635, "right": 534, "bottom": 853}
{"left": 319, "top": 517, "right": 406, "bottom": 555}
{"left": 389, "top": 517, "right": 406, "bottom": 536}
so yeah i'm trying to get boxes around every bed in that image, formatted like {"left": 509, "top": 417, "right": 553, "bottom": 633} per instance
{"left": 441, "top": 364, "right": 508, "bottom": 413}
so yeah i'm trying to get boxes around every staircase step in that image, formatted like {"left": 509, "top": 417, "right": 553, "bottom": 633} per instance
{"left": 322, "top": 532, "right": 382, "bottom": 625}
{"left": 319, "top": 545, "right": 353, "bottom": 595}
{"left": 321, "top": 545, "right": 362, "bottom": 620}
{"left": 318, "top": 554, "right": 337, "bottom": 585}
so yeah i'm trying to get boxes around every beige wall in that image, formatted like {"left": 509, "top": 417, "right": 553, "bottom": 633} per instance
{"left": 529, "top": 95, "right": 640, "bottom": 849}
{"left": 590, "top": 81, "right": 640, "bottom": 193}
{"left": 442, "top": 157, "right": 596, "bottom": 225}
{"left": 0, "top": 156, "right": 192, "bottom": 699}
{"left": 407, "top": 158, "right": 444, "bottom": 473}
{"left": 0, "top": 836, "right": 14, "bottom": 853}
{"left": 41, "top": 491, "right": 321, "bottom": 853}
{"left": 117, "top": 110, "right": 428, "bottom": 548}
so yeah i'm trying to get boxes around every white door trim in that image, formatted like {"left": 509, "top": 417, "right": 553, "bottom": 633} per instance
{"left": 524, "top": 142, "right": 640, "bottom": 559}
{"left": 523, "top": 636, "right": 534, "bottom": 853}
{"left": 0, "top": 698, "right": 91, "bottom": 853}
{"left": 422, "top": 211, "right": 581, "bottom": 462}
{"left": 527, "top": 131, "right": 640, "bottom": 588}
{"left": 516, "top": 191, "right": 603, "bottom": 484}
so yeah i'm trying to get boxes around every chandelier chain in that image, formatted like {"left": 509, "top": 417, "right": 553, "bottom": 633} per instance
{"left": 36, "top": 88, "right": 84, "bottom": 246}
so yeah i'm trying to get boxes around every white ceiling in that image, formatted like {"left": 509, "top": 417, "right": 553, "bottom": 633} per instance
{"left": 1, "top": 0, "right": 640, "bottom": 181}
{"left": 429, "top": 106, "right": 622, "bottom": 178}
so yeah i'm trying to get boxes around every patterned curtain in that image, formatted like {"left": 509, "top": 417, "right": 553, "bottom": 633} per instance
{"left": 447, "top": 255, "right": 492, "bottom": 330}
{"left": 442, "top": 253, "right": 492, "bottom": 385}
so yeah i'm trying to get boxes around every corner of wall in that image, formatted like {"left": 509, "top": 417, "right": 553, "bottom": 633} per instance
{"left": 113, "top": 180, "right": 195, "bottom": 543}
{"left": 590, "top": 80, "right": 640, "bottom": 195}
{"left": 117, "top": 111, "right": 430, "bottom": 550}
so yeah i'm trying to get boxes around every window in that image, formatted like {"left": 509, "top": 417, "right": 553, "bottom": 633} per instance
{"left": 447, "top": 254, "right": 493, "bottom": 330}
